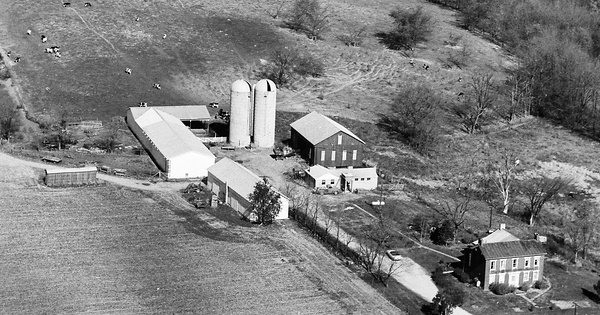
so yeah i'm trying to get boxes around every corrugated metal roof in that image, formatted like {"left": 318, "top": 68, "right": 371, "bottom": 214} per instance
{"left": 208, "top": 157, "right": 264, "bottom": 202}
{"left": 480, "top": 240, "right": 546, "bottom": 259}
{"left": 473, "top": 229, "right": 520, "bottom": 245}
{"left": 290, "top": 111, "right": 365, "bottom": 145}
{"left": 129, "top": 105, "right": 211, "bottom": 121}
{"left": 46, "top": 167, "right": 98, "bottom": 174}
{"left": 128, "top": 107, "right": 214, "bottom": 159}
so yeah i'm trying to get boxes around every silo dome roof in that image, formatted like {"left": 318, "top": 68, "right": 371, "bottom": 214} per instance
{"left": 255, "top": 79, "right": 277, "bottom": 92}
{"left": 231, "top": 79, "right": 251, "bottom": 92}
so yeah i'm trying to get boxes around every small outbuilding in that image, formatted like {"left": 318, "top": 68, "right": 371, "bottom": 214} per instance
{"left": 207, "top": 158, "right": 288, "bottom": 221}
{"left": 45, "top": 167, "right": 98, "bottom": 187}
{"left": 290, "top": 111, "right": 365, "bottom": 168}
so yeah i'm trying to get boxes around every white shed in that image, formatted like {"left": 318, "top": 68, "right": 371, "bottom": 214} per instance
{"left": 126, "top": 107, "right": 215, "bottom": 179}
{"left": 305, "top": 165, "right": 378, "bottom": 192}
{"left": 207, "top": 158, "right": 288, "bottom": 220}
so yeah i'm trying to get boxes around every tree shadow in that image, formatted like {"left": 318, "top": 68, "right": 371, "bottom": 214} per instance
{"left": 582, "top": 288, "right": 600, "bottom": 304}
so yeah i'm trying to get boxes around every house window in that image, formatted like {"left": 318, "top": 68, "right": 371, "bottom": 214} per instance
{"left": 512, "top": 258, "right": 518, "bottom": 269}
{"left": 498, "top": 273, "right": 505, "bottom": 284}
{"left": 321, "top": 180, "right": 326, "bottom": 185}
{"left": 489, "top": 273, "right": 496, "bottom": 284}
{"left": 500, "top": 259, "right": 506, "bottom": 271}
{"left": 337, "top": 134, "right": 342, "bottom": 145}
{"left": 342, "top": 150, "right": 347, "bottom": 161}
{"left": 533, "top": 256, "right": 540, "bottom": 268}
{"left": 320, "top": 151, "right": 325, "bottom": 161}
{"left": 509, "top": 273, "right": 519, "bottom": 287}
{"left": 354, "top": 178, "right": 358, "bottom": 181}
{"left": 361, "top": 178, "right": 365, "bottom": 181}
{"left": 523, "top": 271, "right": 529, "bottom": 282}
{"left": 367, "top": 177, "right": 371, "bottom": 180}
{"left": 532, "top": 271, "right": 539, "bottom": 281}
{"left": 330, "top": 179, "right": 335, "bottom": 185}
{"left": 331, "top": 151, "right": 336, "bottom": 161}
{"left": 352, "top": 150, "right": 357, "bottom": 160}
{"left": 524, "top": 258, "right": 530, "bottom": 268}
{"left": 490, "top": 260, "right": 496, "bottom": 271}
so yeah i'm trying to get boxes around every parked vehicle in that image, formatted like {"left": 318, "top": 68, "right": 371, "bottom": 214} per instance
{"left": 385, "top": 250, "right": 402, "bottom": 261}
{"left": 313, "top": 187, "right": 341, "bottom": 195}
{"left": 41, "top": 156, "right": 62, "bottom": 164}
{"left": 209, "top": 102, "right": 219, "bottom": 108}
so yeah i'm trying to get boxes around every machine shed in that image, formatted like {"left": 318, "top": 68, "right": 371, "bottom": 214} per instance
{"left": 126, "top": 107, "right": 215, "bottom": 179}
{"left": 207, "top": 158, "right": 288, "bottom": 221}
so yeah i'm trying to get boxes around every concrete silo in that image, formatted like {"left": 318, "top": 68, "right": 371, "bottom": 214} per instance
{"left": 229, "top": 79, "right": 253, "bottom": 147}
{"left": 253, "top": 79, "right": 277, "bottom": 148}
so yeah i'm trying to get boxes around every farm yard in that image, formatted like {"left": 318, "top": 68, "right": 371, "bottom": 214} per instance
{"left": 0, "top": 155, "right": 402, "bottom": 314}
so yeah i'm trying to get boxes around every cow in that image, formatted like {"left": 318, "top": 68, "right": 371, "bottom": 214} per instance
{"left": 162, "top": 33, "right": 167, "bottom": 39}
{"left": 54, "top": 52, "right": 61, "bottom": 58}
{"left": 135, "top": 17, "right": 140, "bottom": 22}
{"left": 50, "top": 46, "right": 60, "bottom": 53}
{"left": 153, "top": 83, "right": 161, "bottom": 90}
{"left": 139, "top": 102, "right": 147, "bottom": 107}
{"left": 44, "top": 48, "right": 53, "bottom": 53}
{"left": 457, "top": 77, "right": 463, "bottom": 82}
{"left": 409, "top": 59, "right": 415, "bottom": 67}
{"left": 422, "top": 63, "right": 429, "bottom": 70}
{"left": 125, "top": 68, "right": 132, "bottom": 75}
{"left": 14, "top": 57, "right": 21, "bottom": 63}
{"left": 6, "top": 51, "right": 11, "bottom": 57}
{"left": 26, "top": 29, "right": 32, "bottom": 36}
{"left": 63, "top": 2, "right": 71, "bottom": 7}
{"left": 41, "top": 35, "right": 47, "bottom": 43}
{"left": 84, "top": 2, "right": 92, "bottom": 7}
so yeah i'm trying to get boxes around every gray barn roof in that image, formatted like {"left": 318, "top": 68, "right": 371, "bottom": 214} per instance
{"left": 290, "top": 111, "right": 364, "bottom": 145}
{"left": 479, "top": 240, "right": 546, "bottom": 259}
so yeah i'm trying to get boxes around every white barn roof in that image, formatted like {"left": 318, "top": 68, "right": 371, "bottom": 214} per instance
{"left": 129, "top": 105, "right": 211, "bottom": 121}
{"left": 129, "top": 107, "right": 214, "bottom": 159}
{"left": 305, "top": 165, "right": 339, "bottom": 181}
{"left": 290, "top": 111, "right": 364, "bottom": 145}
{"left": 46, "top": 167, "right": 98, "bottom": 174}
{"left": 208, "top": 158, "right": 263, "bottom": 201}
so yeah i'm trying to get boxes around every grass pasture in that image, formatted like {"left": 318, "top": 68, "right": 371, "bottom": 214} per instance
{"left": 0, "top": 163, "right": 402, "bottom": 314}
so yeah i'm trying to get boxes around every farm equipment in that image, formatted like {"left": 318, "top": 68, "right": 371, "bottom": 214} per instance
{"left": 209, "top": 102, "right": 219, "bottom": 108}
{"left": 272, "top": 146, "right": 295, "bottom": 160}
{"left": 41, "top": 156, "right": 62, "bottom": 164}
{"left": 112, "top": 168, "right": 126, "bottom": 176}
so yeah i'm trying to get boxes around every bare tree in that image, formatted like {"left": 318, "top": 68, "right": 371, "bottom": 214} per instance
{"left": 485, "top": 153, "right": 520, "bottom": 214}
{"left": 434, "top": 195, "right": 472, "bottom": 243}
{"left": 0, "top": 105, "right": 21, "bottom": 141}
{"left": 357, "top": 216, "right": 403, "bottom": 286}
{"left": 338, "top": 25, "right": 367, "bottom": 47}
{"left": 523, "top": 177, "right": 569, "bottom": 226}
{"left": 285, "top": 0, "right": 333, "bottom": 40}
{"left": 500, "top": 72, "right": 533, "bottom": 122}
{"left": 453, "top": 73, "right": 495, "bottom": 134}
{"left": 265, "top": 0, "right": 289, "bottom": 19}
{"left": 565, "top": 200, "right": 600, "bottom": 262}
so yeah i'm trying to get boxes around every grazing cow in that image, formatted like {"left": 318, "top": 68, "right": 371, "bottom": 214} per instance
{"left": 457, "top": 92, "right": 464, "bottom": 97}
{"left": 125, "top": 68, "right": 132, "bottom": 75}
{"left": 63, "top": 2, "right": 71, "bottom": 7}
{"left": 422, "top": 63, "right": 429, "bottom": 70}
{"left": 162, "top": 34, "right": 167, "bottom": 39}
{"left": 50, "top": 46, "right": 60, "bottom": 53}
{"left": 135, "top": 17, "right": 140, "bottom": 22}
{"left": 26, "top": 29, "right": 32, "bottom": 36}
{"left": 6, "top": 51, "right": 11, "bottom": 57}
{"left": 44, "top": 48, "right": 53, "bottom": 53}
{"left": 139, "top": 102, "right": 147, "bottom": 107}
{"left": 41, "top": 35, "right": 47, "bottom": 43}
{"left": 153, "top": 83, "right": 161, "bottom": 90}
{"left": 409, "top": 59, "right": 415, "bottom": 67}
{"left": 14, "top": 57, "right": 21, "bottom": 63}
{"left": 458, "top": 77, "right": 462, "bottom": 82}
{"left": 54, "top": 52, "right": 61, "bottom": 58}
{"left": 84, "top": 2, "right": 92, "bottom": 6}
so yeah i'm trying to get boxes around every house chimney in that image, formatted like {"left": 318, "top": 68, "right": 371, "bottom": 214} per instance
{"left": 499, "top": 223, "right": 506, "bottom": 230}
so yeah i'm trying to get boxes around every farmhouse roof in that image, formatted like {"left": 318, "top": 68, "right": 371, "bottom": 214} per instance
{"left": 46, "top": 167, "right": 98, "bottom": 174}
{"left": 290, "top": 111, "right": 364, "bottom": 145}
{"left": 128, "top": 107, "right": 214, "bottom": 159}
{"left": 129, "top": 105, "right": 211, "bottom": 121}
{"left": 479, "top": 240, "right": 546, "bottom": 259}
{"left": 473, "top": 229, "right": 520, "bottom": 245}
{"left": 305, "top": 165, "right": 339, "bottom": 180}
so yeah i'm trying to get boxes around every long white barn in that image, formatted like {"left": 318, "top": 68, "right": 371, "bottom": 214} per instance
{"left": 126, "top": 107, "right": 215, "bottom": 179}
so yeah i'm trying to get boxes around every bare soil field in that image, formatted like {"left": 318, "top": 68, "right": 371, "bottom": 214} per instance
{"left": 0, "top": 160, "right": 401, "bottom": 314}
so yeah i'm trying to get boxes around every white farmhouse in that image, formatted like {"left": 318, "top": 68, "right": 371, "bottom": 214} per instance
{"left": 207, "top": 158, "right": 289, "bottom": 221}
{"left": 305, "top": 165, "right": 378, "bottom": 192}
{"left": 126, "top": 107, "right": 215, "bottom": 179}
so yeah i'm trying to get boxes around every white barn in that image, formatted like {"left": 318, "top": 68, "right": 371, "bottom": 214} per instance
{"left": 126, "top": 107, "right": 215, "bottom": 179}
{"left": 305, "top": 165, "right": 378, "bottom": 192}
{"left": 207, "top": 158, "right": 289, "bottom": 221}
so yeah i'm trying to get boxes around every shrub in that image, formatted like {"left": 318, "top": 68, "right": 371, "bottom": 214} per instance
{"left": 431, "top": 220, "right": 455, "bottom": 245}
{"left": 453, "top": 268, "right": 471, "bottom": 284}
{"left": 381, "top": 6, "right": 434, "bottom": 50}
{"left": 490, "top": 282, "right": 516, "bottom": 295}
{"left": 259, "top": 49, "right": 324, "bottom": 87}
{"left": 432, "top": 267, "right": 458, "bottom": 290}
{"left": 534, "top": 280, "right": 549, "bottom": 290}
{"left": 519, "top": 281, "right": 532, "bottom": 291}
